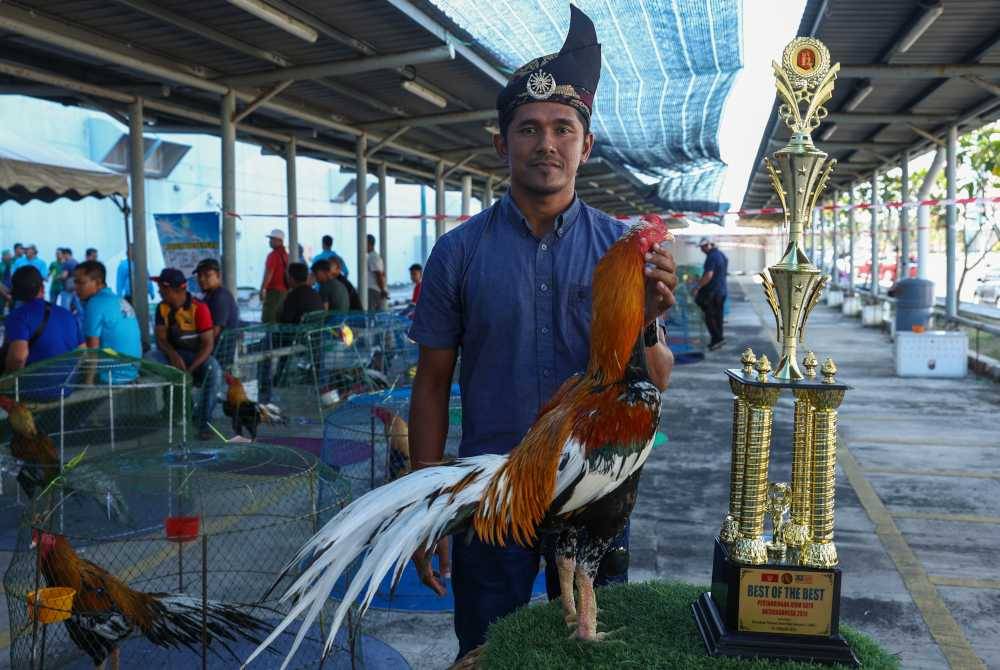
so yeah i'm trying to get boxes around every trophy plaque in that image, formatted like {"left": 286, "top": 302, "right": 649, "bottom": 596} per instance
{"left": 691, "top": 37, "right": 859, "bottom": 667}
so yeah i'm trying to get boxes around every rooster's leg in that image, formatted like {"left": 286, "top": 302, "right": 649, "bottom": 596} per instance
{"left": 556, "top": 555, "right": 577, "bottom": 628}
{"left": 110, "top": 648, "right": 120, "bottom": 670}
{"left": 573, "top": 566, "right": 598, "bottom": 641}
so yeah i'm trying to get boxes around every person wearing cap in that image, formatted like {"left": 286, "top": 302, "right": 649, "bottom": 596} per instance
{"left": 693, "top": 237, "right": 729, "bottom": 350}
{"left": 148, "top": 268, "right": 220, "bottom": 440}
{"left": 406, "top": 6, "right": 677, "bottom": 658}
{"left": 73, "top": 260, "right": 141, "bottom": 383}
{"left": 195, "top": 257, "right": 240, "bottom": 366}
{"left": 261, "top": 229, "right": 289, "bottom": 323}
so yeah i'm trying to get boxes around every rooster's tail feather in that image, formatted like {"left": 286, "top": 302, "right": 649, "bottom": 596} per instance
{"left": 146, "top": 595, "right": 270, "bottom": 660}
{"left": 244, "top": 454, "right": 506, "bottom": 669}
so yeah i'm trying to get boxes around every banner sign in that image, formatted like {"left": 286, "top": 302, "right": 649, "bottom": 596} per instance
{"left": 154, "top": 211, "right": 220, "bottom": 278}
{"left": 738, "top": 568, "right": 835, "bottom": 636}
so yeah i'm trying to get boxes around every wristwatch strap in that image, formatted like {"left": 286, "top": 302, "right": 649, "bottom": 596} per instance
{"left": 643, "top": 321, "right": 659, "bottom": 347}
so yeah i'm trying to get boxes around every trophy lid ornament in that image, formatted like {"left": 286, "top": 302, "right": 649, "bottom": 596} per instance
{"left": 755, "top": 355, "right": 772, "bottom": 382}
{"left": 803, "top": 351, "right": 818, "bottom": 378}
{"left": 822, "top": 357, "right": 838, "bottom": 384}
{"left": 741, "top": 347, "right": 757, "bottom": 375}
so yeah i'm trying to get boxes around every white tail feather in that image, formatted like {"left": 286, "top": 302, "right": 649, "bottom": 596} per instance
{"left": 243, "top": 454, "right": 506, "bottom": 669}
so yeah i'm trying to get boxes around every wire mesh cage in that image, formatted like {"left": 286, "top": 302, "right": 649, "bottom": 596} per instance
{"left": 0, "top": 350, "right": 189, "bottom": 542}
{"left": 2, "top": 442, "right": 408, "bottom": 669}
{"left": 665, "top": 265, "right": 709, "bottom": 363}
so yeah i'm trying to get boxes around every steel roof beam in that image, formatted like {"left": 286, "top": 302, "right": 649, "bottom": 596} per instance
{"left": 223, "top": 45, "right": 455, "bottom": 87}
{"left": 839, "top": 64, "right": 1000, "bottom": 78}
{"left": 825, "top": 112, "right": 955, "bottom": 124}
{"left": 362, "top": 109, "right": 497, "bottom": 131}
{"left": 383, "top": 0, "right": 509, "bottom": 87}
{"left": 963, "top": 75, "right": 1000, "bottom": 98}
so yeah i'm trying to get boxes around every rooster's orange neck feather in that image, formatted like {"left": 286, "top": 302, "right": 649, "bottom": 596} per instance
{"left": 587, "top": 236, "right": 646, "bottom": 383}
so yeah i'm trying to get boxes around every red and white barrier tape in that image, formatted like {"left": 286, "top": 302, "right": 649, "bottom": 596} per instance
{"left": 222, "top": 194, "right": 1000, "bottom": 224}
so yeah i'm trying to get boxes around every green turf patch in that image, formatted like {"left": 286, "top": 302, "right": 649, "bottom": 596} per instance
{"left": 480, "top": 581, "right": 900, "bottom": 669}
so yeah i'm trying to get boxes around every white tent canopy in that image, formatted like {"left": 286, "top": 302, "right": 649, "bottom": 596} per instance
{"left": 0, "top": 130, "right": 128, "bottom": 205}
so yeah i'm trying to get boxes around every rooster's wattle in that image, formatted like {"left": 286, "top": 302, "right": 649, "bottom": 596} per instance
{"left": 245, "top": 217, "right": 669, "bottom": 667}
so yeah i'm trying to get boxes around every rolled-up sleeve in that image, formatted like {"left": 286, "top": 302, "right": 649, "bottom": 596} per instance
{"left": 408, "top": 234, "right": 462, "bottom": 349}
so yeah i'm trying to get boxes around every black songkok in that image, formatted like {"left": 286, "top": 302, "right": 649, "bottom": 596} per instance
{"left": 496, "top": 5, "right": 602, "bottom": 132}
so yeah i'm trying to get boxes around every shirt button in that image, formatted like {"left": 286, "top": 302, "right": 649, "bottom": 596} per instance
{"left": 540, "top": 243, "right": 548, "bottom": 251}
{"left": 541, "top": 326, "right": 550, "bottom": 334}
{"left": 540, "top": 283, "right": 548, "bottom": 292}
{"left": 543, "top": 369, "right": 551, "bottom": 377}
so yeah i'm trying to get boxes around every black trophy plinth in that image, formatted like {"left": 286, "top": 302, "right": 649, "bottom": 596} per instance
{"left": 692, "top": 538, "right": 859, "bottom": 667}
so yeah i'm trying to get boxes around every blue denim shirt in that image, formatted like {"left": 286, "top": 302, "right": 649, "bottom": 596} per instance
{"left": 409, "top": 194, "right": 628, "bottom": 457}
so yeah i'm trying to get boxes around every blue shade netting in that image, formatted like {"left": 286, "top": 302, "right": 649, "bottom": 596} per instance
{"left": 429, "top": 0, "right": 743, "bottom": 215}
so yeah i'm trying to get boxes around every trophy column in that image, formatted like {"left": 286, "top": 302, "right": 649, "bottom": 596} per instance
{"left": 732, "top": 356, "right": 780, "bottom": 565}
{"left": 720, "top": 348, "right": 757, "bottom": 544}
{"left": 802, "top": 358, "right": 845, "bottom": 569}
{"left": 783, "top": 352, "right": 818, "bottom": 558}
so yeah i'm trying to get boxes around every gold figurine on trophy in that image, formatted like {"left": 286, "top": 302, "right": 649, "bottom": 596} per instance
{"left": 765, "top": 482, "right": 791, "bottom": 563}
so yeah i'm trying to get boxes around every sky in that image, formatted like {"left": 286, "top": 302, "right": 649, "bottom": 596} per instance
{"left": 716, "top": 0, "right": 808, "bottom": 217}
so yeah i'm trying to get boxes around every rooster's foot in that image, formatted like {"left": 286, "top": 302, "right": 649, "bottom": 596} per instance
{"left": 564, "top": 612, "right": 578, "bottom": 629}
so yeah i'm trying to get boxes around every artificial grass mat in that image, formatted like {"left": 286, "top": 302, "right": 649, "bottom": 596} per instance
{"left": 479, "top": 581, "right": 900, "bottom": 669}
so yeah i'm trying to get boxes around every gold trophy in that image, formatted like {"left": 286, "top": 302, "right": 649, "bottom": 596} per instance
{"left": 694, "top": 37, "right": 857, "bottom": 668}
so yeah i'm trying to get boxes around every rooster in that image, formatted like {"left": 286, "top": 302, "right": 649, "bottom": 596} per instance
{"left": 0, "top": 396, "right": 128, "bottom": 522}
{"left": 372, "top": 406, "right": 411, "bottom": 481}
{"left": 222, "top": 373, "right": 287, "bottom": 441}
{"left": 245, "top": 217, "right": 669, "bottom": 667}
{"left": 33, "top": 530, "right": 271, "bottom": 669}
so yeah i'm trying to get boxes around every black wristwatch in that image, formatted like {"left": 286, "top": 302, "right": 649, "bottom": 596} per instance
{"left": 643, "top": 322, "right": 659, "bottom": 347}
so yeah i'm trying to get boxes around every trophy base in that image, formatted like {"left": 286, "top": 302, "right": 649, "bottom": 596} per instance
{"left": 692, "top": 538, "right": 859, "bottom": 667}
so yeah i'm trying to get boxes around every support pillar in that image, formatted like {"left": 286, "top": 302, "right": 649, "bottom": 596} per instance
{"left": 461, "top": 174, "right": 472, "bottom": 219}
{"left": 378, "top": 162, "right": 388, "bottom": 279}
{"left": 900, "top": 151, "right": 910, "bottom": 280}
{"left": 356, "top": 134, "right": 368, "bottom": 309}
{"left": 435, "top": 160, "right": 445, "bottom": 239}
{"left": 946, "top": 125, "right": 958, "bottom": 318}
{"left": 128, "top": 98, "right": 150, "bottom": 348}
{"left": 286, "top": 136, "right": 298, "bottom": 262}
{"left": 917, "top": 149, "right": 944, "bottom": 281}
{"left": 221, "top": 90, "right": 237, "bottom": 294}
{"left": 870, "top": 171, "right": 879, "bottom": 295}
{"left": 484, "top": 177, "right": 495, "bottom": 209}
{"left": 847, "top": 185, "right": 855, "bottom": 293}
{"left": 819, "top": 203, "right": 826, "bottom": 273}
{"left": 831, "top": 194, "right": 839, "bottom": 286}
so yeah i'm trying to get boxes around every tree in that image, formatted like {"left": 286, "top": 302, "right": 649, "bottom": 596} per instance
{"left": 952, "top": 123, "right": 1000, "bottom": 302}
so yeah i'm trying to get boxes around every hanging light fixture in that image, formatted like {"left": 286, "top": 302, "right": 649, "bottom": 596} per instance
{"left": 226, "top": 0, "right": 319, "bottom": 43}
{"left": 401, "top": 80, "right": 448, "bottom": 109}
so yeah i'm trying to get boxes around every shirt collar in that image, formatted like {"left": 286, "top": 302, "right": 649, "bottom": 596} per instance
{"left": 501, "top": 193, "right": 583, "bottom": 239}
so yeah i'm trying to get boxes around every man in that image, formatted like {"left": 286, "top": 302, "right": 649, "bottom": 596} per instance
{"left": 13, "top": 245, "right": 48, "bottom": 278}
{"left": 195, "top": 257, "right": 240, "bottom": 365}
{"left": 261, "top": 229, "right": 289, "bottom": 323}
{"left": 148, "top": 268, "right": 219, "bottom": 440}
{"left": 408, "top": 6, "right": 677, "bottom": 659}
{"left": 59, "top": 248, "right": 81, "bottom": 312}
{"left": 279, "top": 262, "right": 324, "bottom": 324}
{"left": 693, "top": 237, "right": 728, "bottom": 350}
{"left": 409, "top": 263, "right": 423, "bottom": 304}
{"left": 312, "top": 259, "right": 350, "bottom": 313}
{"left": 85, "top": 248, "right": 98, "bottom": 262}
{"left": 336, "top": 258, "right": 363, "bottom": 312}
{"left": 48, "top": 248, "right": 65, "bottom": 303}
{"left": 312, "top": 234, "right": 349, "bottom": 279}
{"left": 74, "top": 260, "right": 142, "bottom": 383}
{"left": 366, "top": 234, "right": 388, "bottom": 311}
{"left": 116, "top": 247, "right": 156, "bottom": 305}
{"left": 2, "top": 266, "right": 82, "bottom": 372}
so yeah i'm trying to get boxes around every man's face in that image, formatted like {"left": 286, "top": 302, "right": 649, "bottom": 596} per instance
{"left": 13, "top": 246, "right": 23, "bottom": 258}
{"left": 410, "top": 269, "right": 422, "bottom": 284}
{"left": 26, "top": 248, "right": 37, "bottom": 260}
{"left": 159, "top": 284, "right": 187, "bottom": 308}
{"left": 495, "top": 102, "right": 594, "bottom": 197}
{"left": 329, "top": 262, "right": 342, "bottom": 278}
{"left": 74, "top": 270, "right": 101, "bottom": 300}
{"left": 314, "top": 269, "right": 330, "bottom": 283}
{"left": 87, "top": 251, "right": 97, "bottom": 261}
{"left": 700, "top": 244, "right": 711, "bottom": 255}
{"left": 269, "top": 236, "right": 282, "bottom": 250}
{"left": 2, "top": 252, "right": 11, "bottom": 263}
{"left": 196, "top": 269, "right": 220, "bottom": 292}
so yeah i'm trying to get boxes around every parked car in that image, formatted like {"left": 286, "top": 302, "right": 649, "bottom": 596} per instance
{"left": 973, "top": 269, "right": 1000, "bottom": 307}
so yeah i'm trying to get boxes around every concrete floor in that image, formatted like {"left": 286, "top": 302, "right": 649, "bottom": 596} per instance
{"left": 2, "top": 277, "right": 997, "bottom": 669}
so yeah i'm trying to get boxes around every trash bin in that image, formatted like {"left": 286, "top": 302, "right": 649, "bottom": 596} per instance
{"left": 894, "top": 278, "right": 934, "bottom": 333}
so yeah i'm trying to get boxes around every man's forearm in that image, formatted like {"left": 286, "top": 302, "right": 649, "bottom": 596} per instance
{"left": 646, "top": 341, "right": 673, "bottom": 391}
{"left": 409, "top": 377, "right": 451, "bottom": 469}
{"left": 697, "top": 271, "right": 714, "bottom": 290}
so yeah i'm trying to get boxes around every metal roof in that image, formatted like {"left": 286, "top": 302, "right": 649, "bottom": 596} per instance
{"left": 0, "top": 0, "right": 666, "bottom": 215}
{"left": 741, "top": 0, "right": 1000, "bottom": 214}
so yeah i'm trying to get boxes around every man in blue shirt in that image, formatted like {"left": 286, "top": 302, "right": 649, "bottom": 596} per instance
{"left": 116, "top": 248, "right": 155, "bottom": 305}
{"left": 693, "top": 237, "right": 729, "bottom": 350}
{"left": 3, "top": 266, "right": 82, "bottom": 372}
{"left": 312, "top": 234, "right": 349, "bottom": 279}
{"left": 12, "top": 244, "right": 48, "bottom": 278}
{"left": 74, "top": 260, "right": 142, "bottom": 383}
{"left": 408, "top": 6, "right": 677, "bottom": 659}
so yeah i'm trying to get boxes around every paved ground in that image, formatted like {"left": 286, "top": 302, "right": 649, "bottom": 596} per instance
{"left": 2, "top": 277, "right": 997, "bottom": 669}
